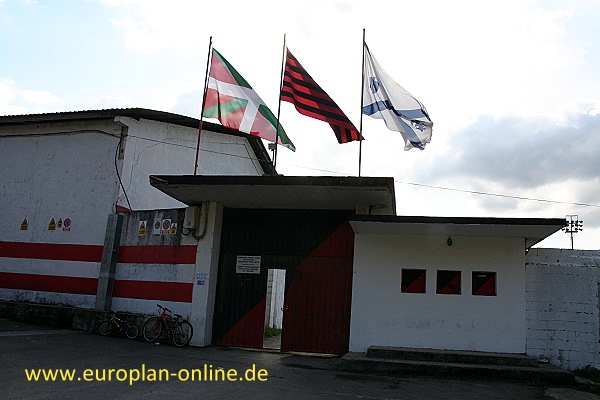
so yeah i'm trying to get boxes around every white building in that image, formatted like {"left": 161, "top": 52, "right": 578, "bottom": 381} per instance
{"left": 0, "top": 108, "right": 273, "bottom": 309}
{"left": 3, "top": 108, "right": 596, "bottom": 371}
{"left": 348, "top": 215, "right": 564, "bottom": 355}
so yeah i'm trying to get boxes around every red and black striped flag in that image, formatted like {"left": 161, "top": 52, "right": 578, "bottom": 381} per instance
{"left": 281, "top": 49, "right": 361, "bottom": 144}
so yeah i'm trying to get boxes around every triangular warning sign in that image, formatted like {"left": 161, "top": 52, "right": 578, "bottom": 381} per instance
{"left": 21, "top": 218, "right": 28, "bottom": 231}
{"left": 48, "top": 218, "right": 56, "bottom": 231}
{"left": 138, "top": 220, "right": 147, "bottom": 236}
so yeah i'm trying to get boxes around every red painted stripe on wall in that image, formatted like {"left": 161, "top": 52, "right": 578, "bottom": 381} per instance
{"left": 112, "top": 280, "right": 193, "bottom": 303}
{"left": 0, "top": 242, "right": 103, "bottom": 262}
{"left": 0, "top": 272, "right": 98, "bottom": 295}
{"left": 117, "top": 245, "right": 197, "bottom": 265}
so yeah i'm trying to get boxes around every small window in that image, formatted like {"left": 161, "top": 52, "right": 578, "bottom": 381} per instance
{"left": 436, "top": 270, "right": 461, "bottom": 295}
{"left": 401, "top": 269, "right": 426, "bottom": 293}
{"left": 472, "top": 272, "right": 496, "bottom": 296}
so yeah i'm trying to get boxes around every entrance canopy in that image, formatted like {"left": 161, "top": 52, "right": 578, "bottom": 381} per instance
{"left": 350, "top": 215, "right": 566, "bottom": 249}
{"left": 150, "top": 175, "right": 396, "bottom": 214}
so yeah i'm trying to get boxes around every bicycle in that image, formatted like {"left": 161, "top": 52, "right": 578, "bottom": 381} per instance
{"left": 142, "top": 304, "right": 193, "bottom": 347}
{"left": 98, "top": 311, "right": 139, "bottom": 339}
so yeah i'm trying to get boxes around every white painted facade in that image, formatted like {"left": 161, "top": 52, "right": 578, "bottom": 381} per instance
{"left": 108, "top": 208, "right": 199, "bottom": 318}
{"left": 0, "top": 120, "right": 122, "bottom": 246}
{"left": 526, "top": 248, "right": 600, "bottom": 370}
{"left": 0, "top": 109, "right": 270, "bottom": 309}
{"left": 0, "top": 120, "right": 120, "bottom": 308}
{"left": 189, "top": 201, "right": 223, "bottom": 347}
{"left": 350, "top": 233, "right": 527, "bottom": 354}
{"left": 115, "top": 116, "right": 266, "bottom": 211}
{"left": 265, "top": 268, "right": 286, "bottom": 330}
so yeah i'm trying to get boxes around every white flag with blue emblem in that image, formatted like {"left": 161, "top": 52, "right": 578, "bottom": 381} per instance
{"left": 362, "top": 43, "right": 433, "bottom": 150}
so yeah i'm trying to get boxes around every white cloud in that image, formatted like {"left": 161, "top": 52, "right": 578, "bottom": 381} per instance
{"left": 99, "top": 0, "right": 285, "bottom": 54}
{"left": 0, "top": 78, "right": 62, "bottom": 115}
{"left": 87, "top": 95, "right": 134, "bottom": 110}
{"left": 420, "top": 101, "right": 600, "bottom": 189}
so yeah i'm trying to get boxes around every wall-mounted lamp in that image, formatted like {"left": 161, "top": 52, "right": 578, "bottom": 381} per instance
{"left": 447, "top": 236, "right": 453, "bottom": 246}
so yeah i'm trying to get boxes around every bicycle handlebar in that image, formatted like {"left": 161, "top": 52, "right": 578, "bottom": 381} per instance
{"left": 157, "top": 303, "right": 172, "bottom": 313}
{"left": 156, "top": 304, "right": 185, "bottom": 320}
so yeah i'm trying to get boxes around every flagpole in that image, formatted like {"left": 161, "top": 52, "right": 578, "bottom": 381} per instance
{"left": 194, "top": 36, "right": 213, "bottom": 175}
{"left": 272, "top": 34, "right": 287, "bottom": 175}
{"left": 358, "top": 29, "right": 366, "bottom": 177}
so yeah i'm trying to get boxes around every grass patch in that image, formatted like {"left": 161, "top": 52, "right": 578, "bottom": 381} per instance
{"left": 264, "top": 327, "right": 282, "bottom": 338}
{"left": 574, "top": 366, "right": 600, "bottom": 384}
{"left": 572, "top": 366, "right": 600, "bottom": 396}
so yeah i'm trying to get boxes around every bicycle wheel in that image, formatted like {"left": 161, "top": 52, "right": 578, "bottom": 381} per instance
{"left": 142, "top": 317, "right": 163, "bottom": 342}
{"left": 126, "top": 324, "right": 139, "bottom": 339}
{"left": 98, "top": 321, "right": 113, "bottom": 336}
{"left": 172, "top": 320, "right": 193, "bottom": 347}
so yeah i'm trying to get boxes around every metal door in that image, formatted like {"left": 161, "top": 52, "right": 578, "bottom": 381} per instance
{"left": 212, "top": 253, "right": 266, "bottom": 349}
{"left": 212, "top": 209, "right": 354, "bottom": 354}
{"left": 280, "top": 256, "right": 353, "bottom": 354}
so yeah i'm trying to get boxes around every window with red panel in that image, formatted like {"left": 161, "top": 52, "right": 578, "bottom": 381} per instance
{"left": 436, "top": 270, "right": 461, "bottom": 295}
{"left": 472, "top": 271, "right": 497, "bottom": 296}
{"left": 401, "top": 269, "right": 426, "bottom": 293}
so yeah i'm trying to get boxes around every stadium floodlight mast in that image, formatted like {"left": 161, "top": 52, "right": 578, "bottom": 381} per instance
{"left": 562, "top": 215, "right": 583, "bottom": 250}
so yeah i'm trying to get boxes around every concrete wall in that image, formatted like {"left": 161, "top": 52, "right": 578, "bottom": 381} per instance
{"left": 265, "top": 269, "right": 285, "bottom": 330}
{"left": 525, "top": 248, "right": 600, "bottom": 370}
{"left": 350, "top": 234, "right": 526, "bottom": 354}
{"left": 0, "top": 121, "right": 122, "bottom": 308}
{"left": 0, "top": 115, "right": 265, "bottom": 310}
{"left": 188, "top": 201, "right": 223, "bottom": 347}
{"left": 116, "top": 117, "right": 266, "bottom": 211}
{"left": 110, "top": 208, "right": 198, "bottom": 317}
{"left": 0, "top": 120, "right": 122, "bottom": 245}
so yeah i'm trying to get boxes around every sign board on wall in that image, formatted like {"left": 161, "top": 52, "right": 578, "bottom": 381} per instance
{"left": 161, "top": 219, "right": 172, "bottom": 235}
{"left": 152, "top": 220, "right": 162, "bottom": 236}
{"left": 196, "top": 272, "right": 207, "bottom": 286}
{"left": 236, "top": 255, "right": 261, "bottom": 274}
{"left": 138, "top": 220, "right": 147, "bottom": 236}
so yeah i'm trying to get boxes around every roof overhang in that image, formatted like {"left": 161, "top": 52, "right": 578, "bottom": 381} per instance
{"left": 150, "top": 175, "right": 396, "bottom": 214}
{"left": 349, "top": 215, "right": 566, "bottom": 249}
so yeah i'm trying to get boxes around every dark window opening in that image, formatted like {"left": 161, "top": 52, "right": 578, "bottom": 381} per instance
{"left": 472, "top": 271, "right": 496, "bottom": 296}
{"left": 436, "top": 270, "right": 461, "bottom": 295}
{"left": 401, "top": 269, "right": 426, "bottom": 293}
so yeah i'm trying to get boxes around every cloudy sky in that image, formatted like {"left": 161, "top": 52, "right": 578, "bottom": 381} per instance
{"left": 1, "top": 0, "right": 599, "bottom": 249}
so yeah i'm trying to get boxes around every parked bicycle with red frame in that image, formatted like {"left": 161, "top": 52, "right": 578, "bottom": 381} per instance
{"left": 142, "top": 304, "right": 193, "bottom": 347}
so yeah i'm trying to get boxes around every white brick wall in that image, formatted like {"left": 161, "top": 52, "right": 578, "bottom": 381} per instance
{"left": 525, "top": 248, "right": 600, "bottom": 370}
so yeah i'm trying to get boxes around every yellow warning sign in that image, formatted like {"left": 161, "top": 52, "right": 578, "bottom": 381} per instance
{"left": 21, "top": 218, "right": 28, "bottom": 231}
{"left": 138, "top": 220, "right": 147, "bottom": 236}
{"left": 170, "top": 223, "right": 178, "bottom": 235}
{"left": 58, "top": 218, "right": 63, "bottom": 228}
{"left": 48, "top": 218, "right": 56, "bottom": 231}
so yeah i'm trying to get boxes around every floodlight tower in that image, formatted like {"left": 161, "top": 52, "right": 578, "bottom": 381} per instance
{"left": 562, "top": 215, "right": 583, "bottom": 250}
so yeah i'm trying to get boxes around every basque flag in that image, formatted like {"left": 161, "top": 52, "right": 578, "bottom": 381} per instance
{"left": 362, "top": 43, "right": 433, "bottom": 150}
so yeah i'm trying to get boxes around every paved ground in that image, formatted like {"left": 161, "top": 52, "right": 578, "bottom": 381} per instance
{"left": 0, "top": 318, "right": 596, "bottom": 400}
{"left": 263, "top": 332, "right": 281, "bottom": 349}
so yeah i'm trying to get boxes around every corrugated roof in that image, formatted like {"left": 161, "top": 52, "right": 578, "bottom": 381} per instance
{"left": 0, "top": 108, "right": 275, "bottom": 175}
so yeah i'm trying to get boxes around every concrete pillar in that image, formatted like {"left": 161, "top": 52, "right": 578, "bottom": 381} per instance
{"left": 95, "top": 213, "right": 123, "bottom": 311}
{"left": 189, "top": 202, "right": 223, "bottom": 347}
